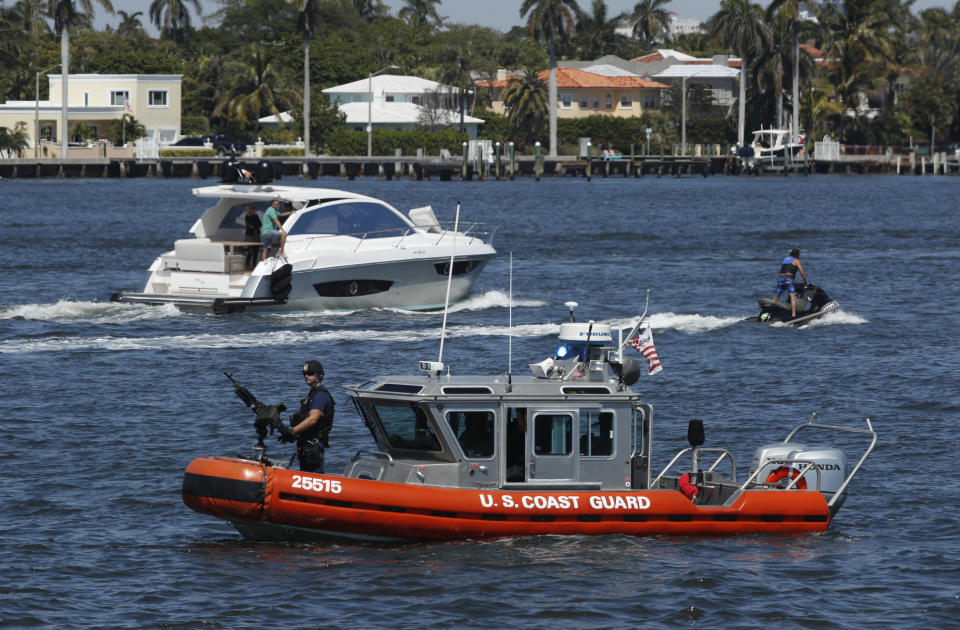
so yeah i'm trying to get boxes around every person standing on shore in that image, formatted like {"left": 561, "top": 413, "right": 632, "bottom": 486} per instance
{"left": 771, "top": 248, "right": 808, "bottom": 317}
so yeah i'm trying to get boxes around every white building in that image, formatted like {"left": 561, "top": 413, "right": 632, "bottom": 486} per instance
{"left": 0, "top": 74, "right": 182, "bottom": 150}
{"left": 322, "top": 74, "right": 483, "bottom": 138}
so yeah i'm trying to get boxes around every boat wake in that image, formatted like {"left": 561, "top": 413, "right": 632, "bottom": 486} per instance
{"left": 797, "top": 309, "right": 867, "bottom": 327}
{"left": 392, "top": 290, "right": 548, "bottom": 315}
{"left": 0, "top": 300, "right": 181, "bottom": 324}
{"left": 647, "top": 312, "right": 744, "bottom": 334}
{"left": 0, "top": 321, "right": 559, "bottom": 355}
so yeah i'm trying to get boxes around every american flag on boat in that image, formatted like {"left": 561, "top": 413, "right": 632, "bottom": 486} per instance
{"left": 627, "top": 321, "right": 663, "bottom": 375}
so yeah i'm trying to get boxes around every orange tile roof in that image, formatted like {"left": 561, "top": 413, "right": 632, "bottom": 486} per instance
{"left": 543, "top": 67, "right": 669, "bottom": 88}
{"left": 478, "top": 68, "right": 668, "bottom": 90}
{"left": 633, "top": 52, "right": 666, "bottom": 63}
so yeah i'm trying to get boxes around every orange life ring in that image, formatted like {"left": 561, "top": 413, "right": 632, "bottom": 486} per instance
{"left": 765, "top": 465, "right": 807, "bottom": 490}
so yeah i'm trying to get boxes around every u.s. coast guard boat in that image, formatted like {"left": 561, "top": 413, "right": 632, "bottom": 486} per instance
{"left": 112, "top": 162, "right": 496, "bottom": 313}
{"left": 182, "top": 303, "right": 876, "bottom": 541}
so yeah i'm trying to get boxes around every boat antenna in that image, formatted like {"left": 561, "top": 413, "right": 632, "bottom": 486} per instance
{"left": 507, "top": 251, "right": 513, "bottom": 389}
{"left": 618, "top": 289, "right": 651, "bottom": 353}
{"left": 436, "top": 200, "right": 461, "bottom": 368}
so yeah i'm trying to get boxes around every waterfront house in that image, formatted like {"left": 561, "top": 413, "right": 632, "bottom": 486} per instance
{"left": 479, "top": 67, "right": 669, "bottom": 119}
{"left": 0, "top": 74, "right": 182, "bottom": 153}
{"left": 322, "top": 74, "right": 483, "bottom": 138}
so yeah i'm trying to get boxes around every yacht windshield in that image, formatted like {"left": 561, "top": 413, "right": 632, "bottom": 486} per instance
{"left": 287, "top": 201, "right": 410, "bottom": 238}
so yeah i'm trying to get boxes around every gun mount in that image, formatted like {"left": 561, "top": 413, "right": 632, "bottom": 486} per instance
{"left": 224, "top": 371, "right": 287, "bottom": 462}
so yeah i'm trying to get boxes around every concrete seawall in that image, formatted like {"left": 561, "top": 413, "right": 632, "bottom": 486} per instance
{"left": 1, "top": 154, "right": 957, "bottom": 180}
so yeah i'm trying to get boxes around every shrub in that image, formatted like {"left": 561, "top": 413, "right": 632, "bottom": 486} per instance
{"left": 159, "top": 148, "right": 217, "bottom": 157}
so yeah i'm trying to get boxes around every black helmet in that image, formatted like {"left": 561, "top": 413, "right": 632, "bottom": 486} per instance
{"left": 789, "top": 248, "right": 800, "bottom": 257}
{"left": 302, "top": 360, "right": 324, "bottom": 379}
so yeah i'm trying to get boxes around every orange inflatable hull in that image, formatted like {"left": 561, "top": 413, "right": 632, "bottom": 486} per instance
{"left": 182, "top": 457, "right": 831, "bottom": 541}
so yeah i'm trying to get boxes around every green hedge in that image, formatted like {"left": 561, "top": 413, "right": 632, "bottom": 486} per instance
{"left": 264, "top": 147, "right": 306, "bottom": 156}
{"left": 325, "top": 128, "right": 470, "bottom": 156}
{"left": 159, "top": 148, "right": 217, "bottom": 157}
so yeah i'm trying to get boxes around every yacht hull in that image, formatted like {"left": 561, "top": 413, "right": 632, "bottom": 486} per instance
{"left": 183, "top": 457, "right": 832, "bottom": 542}
{"left": 116, "top": 254, "right": 492, "bottom": 313}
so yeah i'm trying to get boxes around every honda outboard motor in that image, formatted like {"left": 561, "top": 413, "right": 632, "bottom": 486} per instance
{"left": 750, "top": 443, "right": 847, "bottom": 500}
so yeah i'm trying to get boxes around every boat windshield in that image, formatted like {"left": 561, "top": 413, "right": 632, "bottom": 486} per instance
{"left": 287, "top": 201, "right": 410, "bottom": 239}
{"left": 371, "top": 402, "right": 442, "bottom": 451}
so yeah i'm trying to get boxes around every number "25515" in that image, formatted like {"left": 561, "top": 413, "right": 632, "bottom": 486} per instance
{"left": 291, "top": 475, "right": 342, "bottom": 494}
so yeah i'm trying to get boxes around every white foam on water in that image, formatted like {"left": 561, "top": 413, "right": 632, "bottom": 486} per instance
{"left": 381, "top": 290, "right": 547, "bottom": 315}
{"left": 0, "top": 300, "right": 182, "bottom": 324}
{"left": 800, "top": 309, "right": 868, "bottom": 327}
{"left": 0, "top": 319, "right": 564, "bottom": 355}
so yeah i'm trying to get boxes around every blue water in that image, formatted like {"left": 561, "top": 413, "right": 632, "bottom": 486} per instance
{"left": 1, "top": 174, "right": 958, "bottom": 627}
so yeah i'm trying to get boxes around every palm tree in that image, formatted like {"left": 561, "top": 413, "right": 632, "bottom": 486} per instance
{"left": 817, "top": 0, "right": 897, "bottom": 136}
{"left": 115, "top": 9, "right": 143, "bottom": 36}
{"left": 352, "top": 0, "right": 388, "bottom": 22}
{"left": 756, "top": 10, "right": 789, "bottom": 129}
{"left": 289, "top": 0, "right": 324, "bottom": 156}
{"left": 438, "top": 26, "right": 496, "bottom": 131}
{"left": 214, "top": 46, "right": 296, "bottom": 136}
{"left": 630, "top": 0, "right": 672, "bottom": 50}
{"left": 707, "top": 0, "right": 771, "bottom": 146}
{"left": 399, "top": 0, "right": 442, "bottom": 30}
{"left": 47, "top": 0, "right": 115, "bottom": 157}
{"left": 574, "top": 0, "right": 626, "bottom": 60}
{"left": 520, "top": 0, "right": 580, "bottom": 156}
{"left": 501, "top": 72, "right": 548, "bottom": 146}
{"left": 148, "top": 0, "right": 201, "bottom": 42}
{"left": 766, "top": 0, "right": 818, "bottom": 142}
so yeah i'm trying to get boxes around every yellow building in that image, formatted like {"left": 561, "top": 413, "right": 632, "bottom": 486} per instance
{"left": 481, "top": 67, "right": 669, "bottom": 119}
{"left": 0, "top": 73, "right": 182, "bottom": 152}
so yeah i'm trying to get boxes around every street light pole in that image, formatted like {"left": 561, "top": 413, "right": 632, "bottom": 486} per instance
{"left": 35, "top": 63, "right": 60, "bottom": 158}
{"left": 367, "top": 65, "right": 399, "bottom": 157}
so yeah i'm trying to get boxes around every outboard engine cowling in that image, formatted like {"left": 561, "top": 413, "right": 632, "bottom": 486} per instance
{"left": 751, "top": 443, "right": 847, "bottom": 496}
{"left": 255, "top": 159, "right": 276, "bottom": 183}
{"left": 220, "top": 160, "right": 239, "bottom": 182}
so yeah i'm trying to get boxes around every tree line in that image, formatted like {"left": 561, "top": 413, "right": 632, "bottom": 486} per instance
{"left": 1, "top": 0, "right": 958, "bottom": 156}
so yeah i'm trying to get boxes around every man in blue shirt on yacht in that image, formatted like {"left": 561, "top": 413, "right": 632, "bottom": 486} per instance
{"left": 260, "top": 199, "right": 288, "bottom": 261}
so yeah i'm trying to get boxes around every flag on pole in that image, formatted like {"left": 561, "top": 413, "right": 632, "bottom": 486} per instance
{"left": 629, "top": 323, "right": 662, "bottom": 375}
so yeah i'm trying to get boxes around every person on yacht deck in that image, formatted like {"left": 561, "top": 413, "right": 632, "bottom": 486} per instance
{"left": 243, "top": 204, "right": 262, "bottom": 268}
{"left": 771, "top": 248, "right": 808, "bottom": 317}
{"left": 261, "top": 199, "right": 288, "bottom": 261}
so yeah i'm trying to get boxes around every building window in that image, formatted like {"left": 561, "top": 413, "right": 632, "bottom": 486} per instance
{"left": 620, "top": 94, "right": 633, "bottom": 108}
{"left": 385, "top": 95, "right": 395, "bottom": 102}
{"left": 83, "top": 92, "right": 89, "bottom": 107}
{"left": 605, "top": 94, "right": 612, "bottom": 110}
{"left": 593, "top": 96, "right": 599, "bottom": 109}
{"left": 560, "top": 93, "right": 572, "bottom": 109}
{"left": 643, "top": 95, "right": 658, "bottom": 109}
{"left": 110, "top": 90, "right": 129, "bottom": 106}
{"left": 580, "top": 95, "right": 588, "bottom": 109}
{"left": 148, "top": 90, "right": 168, "bottom": 107}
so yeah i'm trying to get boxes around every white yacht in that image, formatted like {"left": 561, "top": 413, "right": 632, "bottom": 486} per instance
{"left": 739, "top": 128, "right": 806, "bottom": 173}
{"left": 113, "top": 177, "right": 496, "bottom": 313}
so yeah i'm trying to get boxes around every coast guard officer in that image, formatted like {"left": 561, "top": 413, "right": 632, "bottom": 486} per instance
{"left": 279, "top": 360, "right": 334, "bottom": 473}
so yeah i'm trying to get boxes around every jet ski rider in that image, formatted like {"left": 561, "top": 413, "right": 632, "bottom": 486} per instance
{"left": 771, "top": 248, "right": 808, "bottom": 317}
{"left": 278, "top": 360, "right": 334, "bottom": 473}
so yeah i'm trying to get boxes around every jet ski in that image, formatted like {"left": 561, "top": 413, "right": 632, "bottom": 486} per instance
{"left": 753, "top": 282, "right": 838, "bottom": 326}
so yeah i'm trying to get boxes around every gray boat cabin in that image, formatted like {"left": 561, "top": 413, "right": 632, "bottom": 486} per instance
{"left": 344, "top": 320, "right": 657, "bottom": 492}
